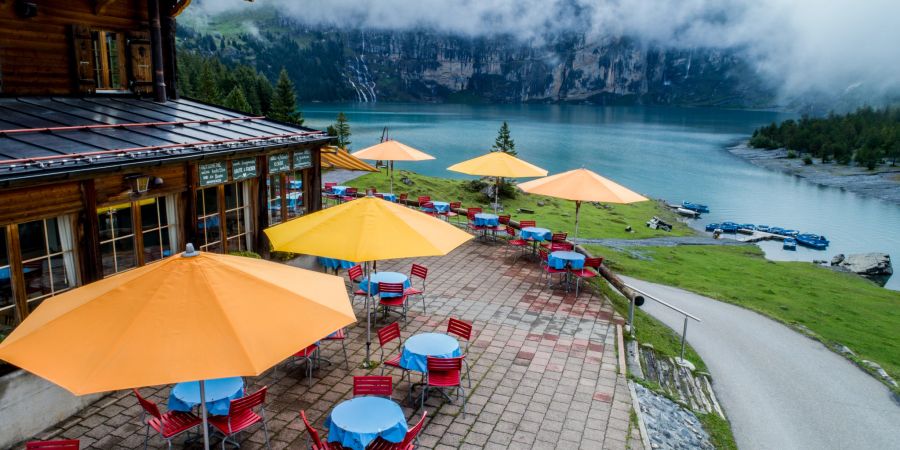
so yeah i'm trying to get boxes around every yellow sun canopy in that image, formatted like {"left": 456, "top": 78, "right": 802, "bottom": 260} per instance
{"left": 447, "top": 151, "right": 548, "bottom": 178}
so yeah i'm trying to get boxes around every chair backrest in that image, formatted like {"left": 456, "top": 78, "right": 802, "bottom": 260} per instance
{"left": 505, "top": 225, "right": 517, "bottom": 237}
{"left": 467, "top": 207, "right": 482, "bottom": 214}
{"left": 421, "top": 201, "right": 435, "bottom": 210}
{"left": 26, "top": 440, "right": 80, "bottom": 450}
{"left": 229, "top": 386, "right": 267, "bottom": 417}
{"left": 378, "top": 282, "right": 405, "bottom": 295}
{"left": 377, "top": 322, "right": 401, "bottom": 347}
{"left": 353, "top": 376, "right": 393, "bottom": 397}
{"left": 347, "top": 264, "right": 363, "bottom": 282}
{"left": 550, "top": 242, "right": 573, "bottom": 251}
{"left": 538, "top": 248, "right": 550, "bottom": 262}
{"left": 374, "top": 193, "right": 384, "bottom": 199}
{"left": 551, "top": 232, "right": 568, "bottom": 242}
{"left": 399, "top": 412, "right": 427, "bottom": 447}
{"left": 399, "top": 193, "right": 408, "bottom": 202}
{"left": 584, "top": 257, "right": 604, "bottom": 269}
{"left": 427, "top": 356, "right": 463, "bottom": 376}
{"left": 520, "top": 220, "right": 536, "bottom": 228}
{"left": 417, "top": 195, "right": 430, "bottom": 205}
{"left": 324, "top": 182, "right": 337, "bottom": 188}
{"left": 410, "top": 263, "right": 428, "bottom": 281}
{"left": 499, "top": 215, "right": 511, "bottom": 225}
{"left": 133, "top": 389, "right": 162, "bottom": 420}
{"left": 449, "top": 201, "right": 461, "bottom": 210}
{"left": 368, "top": 186, "right": 378, "bottom": 194}
{"left": 467, "top": 210, "right": 477, "bottom": 220}
{"left": 300, "top": 410, "right": 326, "bottom": 448}
{"left": 447, "top": 317, "right": 473, "bottom": 341}
{"left": 345, "top": 187, "right": 358, "bottom": 196}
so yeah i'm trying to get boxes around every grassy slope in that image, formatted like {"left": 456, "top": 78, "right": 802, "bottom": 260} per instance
{"left": 346, "top": 169, "right": 692, "bottom": 239}
{"left": 586, "top": 244, "right": 900, "bottom": 381}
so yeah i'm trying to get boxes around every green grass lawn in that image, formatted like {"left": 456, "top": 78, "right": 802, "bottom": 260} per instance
{"left": 585, "top": 244, "right": 900, "bottom": 381}
{"left": 344, "top": 169, "right": 692, "bottom": 239}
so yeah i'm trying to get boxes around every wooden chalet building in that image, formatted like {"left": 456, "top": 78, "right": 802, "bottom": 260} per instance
{"left": 0, "top": 0, "right": 335, "bottom": 336}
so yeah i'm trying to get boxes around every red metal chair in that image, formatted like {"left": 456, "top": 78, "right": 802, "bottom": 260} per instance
{"left": 353, "top": 375, "right": 393, "bottom": 398}
{"left": 324, "top": 182, "right": 340, "bottom": 206}
{"left": 573, "top": 257, "right": 604, "bottom": 297}
{"left": 347, "top": 265, "right": 369, "bottom": 302}
{"left": 444, "top": 201, "right": 462, "bottom": 224}
{"left": 417, "top": 195, "right": 431, "bottom": 206}
{"left": 404, "top": 264, "right": 428, "bottom": 314}
{"left": 300, "top": 410, "right": 341, "bottom": 450}
{"left": 324, "top": 328, "right": 349, "bottom": 369}
{"left": 292, "top": 343, "right": 320, "bottom": 386}
{"left": 421, "top": 356, "right": 466, "bottom": 415}
{"left": 341, "top": 187, "right": 358, "bottom": 202}
{"left": 375, "top": 193, "right": 385, "bottom": 199}
{"left": 398, "top": 193, "right": 409, "bottom": 206}
{"left": 538, "top": 249, "right": 567, "bottom": 287}
{"left": 25, "top": 440, "right": 80, "bottom": 449}
{"left": 209, "top": 387, "right": 270, "bottom": 450}
{"left": 420, "top": 201, "right": 437, "bottom": 217}
{"left": 378, "top": 282, "right": 409, "bottom": 321}
{"left": 549, "top": 241, "right": 574, "bottom": 251}
{"left": 377, "top": 322, "right": 409, "bottom": 383}
{"left": 541, "top": 232, "right": 569, "bottom": 249}
{"left": 133, "top": 389, "right": 202, "bottom": 450}
{"left": 465, "top": 210, "right": 485, "bottom": 234}
{"left": 448, "top": 317, "right": 473, "bottom": 387}
{"left": 504, "top": 226, "right": 528, "bottom": 262}
{"left": 367, "top": 411, "right": 427, "bottom": 450}
{"left": 519, "top": 220, "right": 537, "bottom": 232}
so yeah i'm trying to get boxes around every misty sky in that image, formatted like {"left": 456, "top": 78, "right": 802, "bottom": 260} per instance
{"left": 193, "top": 0, "right": 900, "bottom": 102}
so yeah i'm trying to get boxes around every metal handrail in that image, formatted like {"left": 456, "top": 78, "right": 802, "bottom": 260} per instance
{"left": 623, "top": 283, "right": 702, "bottom": 362}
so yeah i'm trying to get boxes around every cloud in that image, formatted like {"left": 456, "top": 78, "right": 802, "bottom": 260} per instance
{"left": 189, "top": 0, "right": 900, "bottom": 103}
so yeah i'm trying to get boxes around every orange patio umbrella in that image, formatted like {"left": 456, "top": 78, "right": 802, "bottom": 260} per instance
{"left": 351, "top": 139, "right": 435, "bottom": 193}
{"left": 517, "top": 168, "right": 648, "bottom": 240}
{"left": 0, "top": 246, "right": 355, "bottom": 449}
{"left": 448, "top": 151, "right": 548, "bottom": 212}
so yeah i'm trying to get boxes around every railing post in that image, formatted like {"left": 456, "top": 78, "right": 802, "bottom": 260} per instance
{"left": 680, "top": 316, "right": 689, "bottom": 360}
{"left": 628, "top": 295, "right": 636, "bottom": 338}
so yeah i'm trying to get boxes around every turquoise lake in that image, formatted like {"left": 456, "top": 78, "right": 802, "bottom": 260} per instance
{"left": 305, "top": 103, "right": 900, "bottom": 290}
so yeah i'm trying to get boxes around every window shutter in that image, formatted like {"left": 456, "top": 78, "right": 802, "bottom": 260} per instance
{"left": 70, "top": 25, "right": 96, "bottom": 94}
{"left": 127, "top": 31, "right": 153, "bottom": 94}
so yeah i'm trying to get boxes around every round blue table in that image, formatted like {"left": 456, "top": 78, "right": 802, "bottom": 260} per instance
{"left": 168, "top": 377, "right": 244, "bottom": 416}
{"left": 325, "top": 397, "right": 407, "bottom": 450}
{"left": 381, "top": 193, "right": 398, "bottom": 202}
{"left": 318, "top": 257, "right": 357, "bottom": 270}
{"left": 473, "top": 213, "right": 499, "bottom": 227}
{"left": 430, "top": 201, "right": 450, "bottom": 213}
{"left": 548, "top": 251, "right": 585, "bottom": 270}
{"left": 400, "top": 332, "right": 462, "bottom": 373}
{"left": 358, "top": 272, "right": 410, "bottom": 298}
{"left": 520, "top": 227, "right": 551, "bottom": 241}
{"left": 331, "top": 186, "right": 350, "bottom": 196}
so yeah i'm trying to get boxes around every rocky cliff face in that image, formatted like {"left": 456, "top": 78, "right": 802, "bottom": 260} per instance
{"left": 179, "top": 10, "right": 773, "bottom": 106}
{"left": 338, "top": 31, "right": 770, "bottom": 106}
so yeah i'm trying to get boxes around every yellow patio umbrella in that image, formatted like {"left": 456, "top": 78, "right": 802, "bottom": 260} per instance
{"left": 265, "top": 196, "right": 473, "bottom": 362}
{"left": 517, "top": 168, "right": 648, "bottom": 240}
{"left": 447, "top": 151, "right": 548, "bottom": 211}
{"left": 351, "top": 140, "right": 435, "bottom": 193}
{"left": 0, "top": 246, "right": 355, "bottom": 450}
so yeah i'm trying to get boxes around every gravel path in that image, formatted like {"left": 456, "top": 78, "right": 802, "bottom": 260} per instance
{"left": 621, "top": 275, "right": 900, "bottom": 450}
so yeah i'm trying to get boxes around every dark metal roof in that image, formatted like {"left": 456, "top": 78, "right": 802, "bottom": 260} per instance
{"left": 0, "top": 97, "right": 330, "bottom": 183}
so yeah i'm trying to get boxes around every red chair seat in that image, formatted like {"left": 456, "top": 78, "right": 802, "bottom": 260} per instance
{"left": 208, "top": 409, "right": 262, "bottom": 436}
{"left": 508, "top": 239, "right": 527, "bottom": 246}
{"left": 428, "top": 370, "right": 462, "bottom": 387}
{"left": 572, "top": 269, "right": 599, "bottom": 278}
{"left": 150, "top": 411, "right": 203, "bottom": 439}
{"left": 325, "top": 329, "right": 345, "bottom": 340}
{"left": 379, "top": 296, "right": 406, "bottom": 307}
{"left": 353, "top": 288, "right": 370, "bottom": 296}
{"left": 294, "top": 344, "right": 318, "bottom": 358}
{"left": 404, "top": 287, "right": 424, "bottom": 296}
{"left": 543, "top": 266, "right": 567, "bottom": 274}
{"left": 384, "top": 354, "right": 402, "bottom": 368}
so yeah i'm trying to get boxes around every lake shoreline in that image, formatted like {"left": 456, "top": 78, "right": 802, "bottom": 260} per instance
{"left": 727, "top": 142, "right": 900, "bottom": 205}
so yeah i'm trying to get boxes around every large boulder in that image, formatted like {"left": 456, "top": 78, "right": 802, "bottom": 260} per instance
{"left": 831, "top": 253, "right": 893, "bottom": 286}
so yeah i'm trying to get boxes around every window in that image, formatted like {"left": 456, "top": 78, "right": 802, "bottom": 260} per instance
{"left": 285, "top": 171, "right": 306, "bottom": 220}
{"left": 224, "top": 182, "right": 253, "bottom": 251}
{"left": 17, "top": 217, "right": 76, "bottom": 312}
{"left": 196, "top": 187, "right": 222, "bottom": 252}
{"left": 267, "top": 175, "right": 283, "bottom": 225}
{"left": 1, "top": 228, "right": 13, "bottom": 334}
{"left": 98, "top": 203, "right": 136, "bottom": 276}
{"left": 140, "top": 196, "right": 177, "bottom": 263}
{"left": 91, "top": 30, "right": 126, "bottom": 91}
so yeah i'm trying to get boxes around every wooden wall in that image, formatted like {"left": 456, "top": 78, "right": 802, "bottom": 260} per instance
{"left": 0, "top": 0, "right": 151, "bottom": 95}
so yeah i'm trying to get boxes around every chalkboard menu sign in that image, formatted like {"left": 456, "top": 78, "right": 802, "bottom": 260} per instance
{"left": 293, "top": 149, "right": 312, "bottom": 170}
{"left": 198, "top": 161, "right": 228, "bottom": 186}
{"left": 232, "top": 158, "right": 257, "bottom": 181}
{"left": 268, "top": 153, "right": 291, "bottom": 173}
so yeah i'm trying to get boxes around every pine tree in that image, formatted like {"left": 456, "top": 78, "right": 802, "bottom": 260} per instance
{"left": 223, "top": 86, "right": 252, "bottom": 113}
{"left": 268, "top": 68, "right": 303, "bottom": 125}
{"left": 491, "top": 121, "right": 516, "bottom": 155}
{"left": 196, "top": 62, "right": 220, "bottom": 104}
{"left": 256, "top": 75, "right": 274, "bottom": 115}
{"left": 332, "top": 112, "right": 351, "bottom": 149}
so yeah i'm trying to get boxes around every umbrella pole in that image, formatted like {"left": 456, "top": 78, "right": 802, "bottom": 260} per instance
{"left": 364, "top": 261, "right": 373, "bottom": 366}
{"left": 200, "top": 380, "right": 210, "bottom": 450}
{"left": 574, "top": 201, "right": 581, "bottom": 242}
{"left": 494, "top": 176, "right": 500, "bottom": 213}
{"left": 390, "top": 161, "right": 394, "bottom": 195}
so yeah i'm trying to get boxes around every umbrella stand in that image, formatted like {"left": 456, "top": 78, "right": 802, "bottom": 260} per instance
{"left": 200, "top": 380, "right": 210, "bottom": 450}
{"left": 363, "top": 261, "right": 374, "bottom": 367}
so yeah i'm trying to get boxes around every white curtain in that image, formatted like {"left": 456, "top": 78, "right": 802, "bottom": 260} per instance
{"left": 165, "top": 194, "right": 179, "bottom": 254}
{"left": 56, "top": 215, "right": 77, "bottom": 287}
{"left": 241, "top": 182, "right": 254, "bottom": 250}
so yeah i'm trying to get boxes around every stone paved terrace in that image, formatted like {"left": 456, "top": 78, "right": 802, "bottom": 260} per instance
{"left": 27, "top": 241, "right": 642, "bottom": 449}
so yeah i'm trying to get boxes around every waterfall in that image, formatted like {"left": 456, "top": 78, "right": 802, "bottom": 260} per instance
{"left": 345, "top": 35, "right": 377, "bottom": 102}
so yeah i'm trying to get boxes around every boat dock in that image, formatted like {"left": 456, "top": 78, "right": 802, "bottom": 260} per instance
{"left": 734, "top": 229, "right": 788, "bottom": 243}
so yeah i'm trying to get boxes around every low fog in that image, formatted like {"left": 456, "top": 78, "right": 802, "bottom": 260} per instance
{"left": 193, "top": 0, "right": 900, "bottom": 104}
